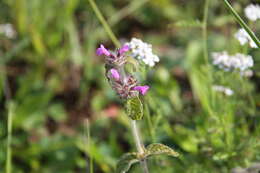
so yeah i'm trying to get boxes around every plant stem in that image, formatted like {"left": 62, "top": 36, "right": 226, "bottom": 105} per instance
{"left": 130, "top": 120, "right": 149, "bottom": 173}
{"left": 131, "top": 120, "right": 144, "bottom": 153}
{"left": 202, "top": 0, "right": 209, "bottom": 65}
{"left": 222, "top": 0, "right": 260, "bottom": 48}
{"left": 87, "top": 0, "right": 121, "bottom": 47}
{"left": 6, "top": 102, "right": 14, "bottom": 173}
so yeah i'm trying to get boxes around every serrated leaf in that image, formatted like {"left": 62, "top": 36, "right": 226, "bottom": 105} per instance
{"left": 116, "top": 152, "right": 139, "bottom": 173}
{"left": 145, "top": 143, "right": 179, "bottom": 158}
{"left": 126, "top": 96, "right": 143, "bottom": 120}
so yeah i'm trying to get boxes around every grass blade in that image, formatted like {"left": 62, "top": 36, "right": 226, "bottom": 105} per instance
{"left": 87, "top": 0, "right": 121, "bottom": 47}
{"left": 222, "top": 0, "right": 260, "bottom": 48}
{"left": 6, "top": 102, "right": 15, "bottom": 173}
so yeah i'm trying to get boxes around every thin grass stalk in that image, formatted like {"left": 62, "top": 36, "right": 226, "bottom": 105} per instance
{"left": 87, "top": 0, "right": 121, "bottom": 47}
{"left": 108, "top": 0, "right": 149, "bottom": 26}
{"left": 202, "top": 0, "right": 209, "bottom": 65}
{"left": 222, "top": 0, "right": 260, "bottom": 48}
{"left": 85, "top": 119, "right": 93, "bottom": 173}
{"left": 6, "top": 102, "right": 14, "bottom": 173}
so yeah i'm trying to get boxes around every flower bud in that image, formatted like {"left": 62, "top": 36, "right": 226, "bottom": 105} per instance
{"left": 133, "top": 85, "right": 150, "bottom": 95}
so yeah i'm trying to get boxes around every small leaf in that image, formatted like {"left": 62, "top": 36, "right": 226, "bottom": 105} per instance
{"left": 126, "top": 56, "right": 139, "bottom": 72}
{"left": 145, "top": 143, "right": 179, "bottom": 158}
{"left": 126, "top": 96, "right": 143, "bottom": 120}
{"left": 116, "top": 152, "right": 139, "bottom": 173}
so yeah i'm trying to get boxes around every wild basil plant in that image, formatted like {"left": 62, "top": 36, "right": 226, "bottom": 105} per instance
{"left": 96, "top": 43, "right": 179, "bottom": 173}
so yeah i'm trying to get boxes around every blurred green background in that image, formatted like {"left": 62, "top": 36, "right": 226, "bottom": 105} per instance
{"left": 1, "top": 0, "right": 260, "bottom": 172}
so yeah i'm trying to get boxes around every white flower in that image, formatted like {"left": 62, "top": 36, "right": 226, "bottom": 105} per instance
{"left": 126, "top": 38, "right": 159, "bottom": 67}
{"left": 0, "top": 23, "right": 16, "bottom": 39}
{"left": 212, "top": 51, "right": 253, "bottom": 72}
{"left": 234, "top": 28, "right": 257, "bottom": 48}
{"left": 212, "top": 85, "right": 234, "bottom": 96}
{"left": 244, "top": 4, "right": 260, "bottom": 21}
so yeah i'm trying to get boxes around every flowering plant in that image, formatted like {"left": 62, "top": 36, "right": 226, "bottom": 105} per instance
{"left": 96, "top": 42, "right": 179, "bottom": 173}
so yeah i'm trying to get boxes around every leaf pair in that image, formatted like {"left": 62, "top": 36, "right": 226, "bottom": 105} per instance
{"left": 116, "top": 143, "right": 179, "bottom": 173}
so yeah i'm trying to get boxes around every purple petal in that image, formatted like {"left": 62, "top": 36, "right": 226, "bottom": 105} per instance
{"left": 110, "top": 68, "right": 120, "bottom": 80}
{"left": 96, "top": 44, "right": 111, "bottom": 56}
{"left": 119, "top": 44, "right": 130, "bottom": 55}
{"left": 133, "top": 85, "right": 150, "bottom": 95}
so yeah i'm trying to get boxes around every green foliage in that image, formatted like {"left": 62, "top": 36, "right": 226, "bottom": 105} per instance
{"left": 116, "top": 143, "right": 178, "bottom": 173}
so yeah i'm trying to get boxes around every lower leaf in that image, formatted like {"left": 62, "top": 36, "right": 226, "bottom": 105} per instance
{"left": 116, "top": 152, "right": 139, "bottom": 173}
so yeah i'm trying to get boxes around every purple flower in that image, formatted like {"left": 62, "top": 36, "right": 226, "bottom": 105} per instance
{"left": 133, "top": 85, "right": 150, "bottom": 95}
{"left": 110, "top": 68, "right": 120, "bottom": 80}
{"left": 119, "top": 44, "right": 130, "bottom": 55}
{"left": 96, "top": 44, "right": 111, "bottom": 56}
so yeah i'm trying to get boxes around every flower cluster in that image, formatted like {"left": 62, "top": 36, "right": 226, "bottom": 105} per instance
{"left": 212, "top": 51, "right": 254, "bottom": 72}
{"left": 0, "top": 23, "right": 16, "bottom": 39}
{"left": 96, "top": 44, "right": 149, "bottom": 99}
{"left": 126, "top": 38, "right": 159, "bottom": 67}
{"left": 212, "top": 85, "right": 234, "bottom": 96}
{"left": 234, "top": 28, "right": 257, "bottom": 48}
{"left": 244, "top": 4, "right": 260, "bottom": 21}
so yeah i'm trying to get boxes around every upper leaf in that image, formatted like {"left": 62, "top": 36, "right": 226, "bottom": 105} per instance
{"left": 126, "top": 96, "right": 143, "bottom": 120}
{"left": 116, "top": 152, "right": 139, "bottom": 173}
{"left": 145, "top": 143, "right": 179, "bottom": 158}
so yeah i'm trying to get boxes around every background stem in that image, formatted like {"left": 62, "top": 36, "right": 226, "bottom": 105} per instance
{"left": 202, "top": 0, "right": 209, "bottom": 65}
{"left": 6, "top": 102, "right": 14, "bottom": 173}
{"left": 130, "top": 120, "right": 149, "bottom": 173}
{"left": 222, "top": 0, "right": 260, "bottom": 48}
{"left": 87, "top": 0, "right": 121, "bottom": 47}
{"left": 85, "top": 119, "right": 93, "bottom": 173}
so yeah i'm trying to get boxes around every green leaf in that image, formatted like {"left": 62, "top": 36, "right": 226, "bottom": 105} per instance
{"left": 145, "top": 143, "right": 179, "bottom": 158}
{"left": 126, "top": 56, "right": 139, "bottom": 72}
{"left": 126, "top": 96, "right": 144, "bottom": 120}
{"left": 116, "top": 152, "right": 139, "bottom": 173}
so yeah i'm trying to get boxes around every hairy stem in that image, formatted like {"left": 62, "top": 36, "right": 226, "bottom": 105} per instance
{"left": 131, "top": 120, "right": 144, "bottom": 153}
{"left": 87, "top": 0, "right": 121, "bottom": 47}
{"left": 130, "top": 120, "right": 149, "bottom": 173}
{"left": 222, "top": 0, "right": 260, "bottom": 48}
{"left": 6, "top": 102, "right": 14, "bottom": 173}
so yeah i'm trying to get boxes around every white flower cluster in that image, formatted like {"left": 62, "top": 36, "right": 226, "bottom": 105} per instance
{"left": 0, "top": 23, "right": 16, "bottom": 39}
{"left": 126, "top": 38, "right": 159, "bottom": 67}
{"left": 234, "top": 28, "right": 257, "bottom": 48}
{"left": 212, "top": 51, "right": 253, "bottom": 72}
{"left": 244, "top": 4, "right": 260, "bottom": 21}
{"left": 212, "top": 85, "right": 234, "bottom": 96}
